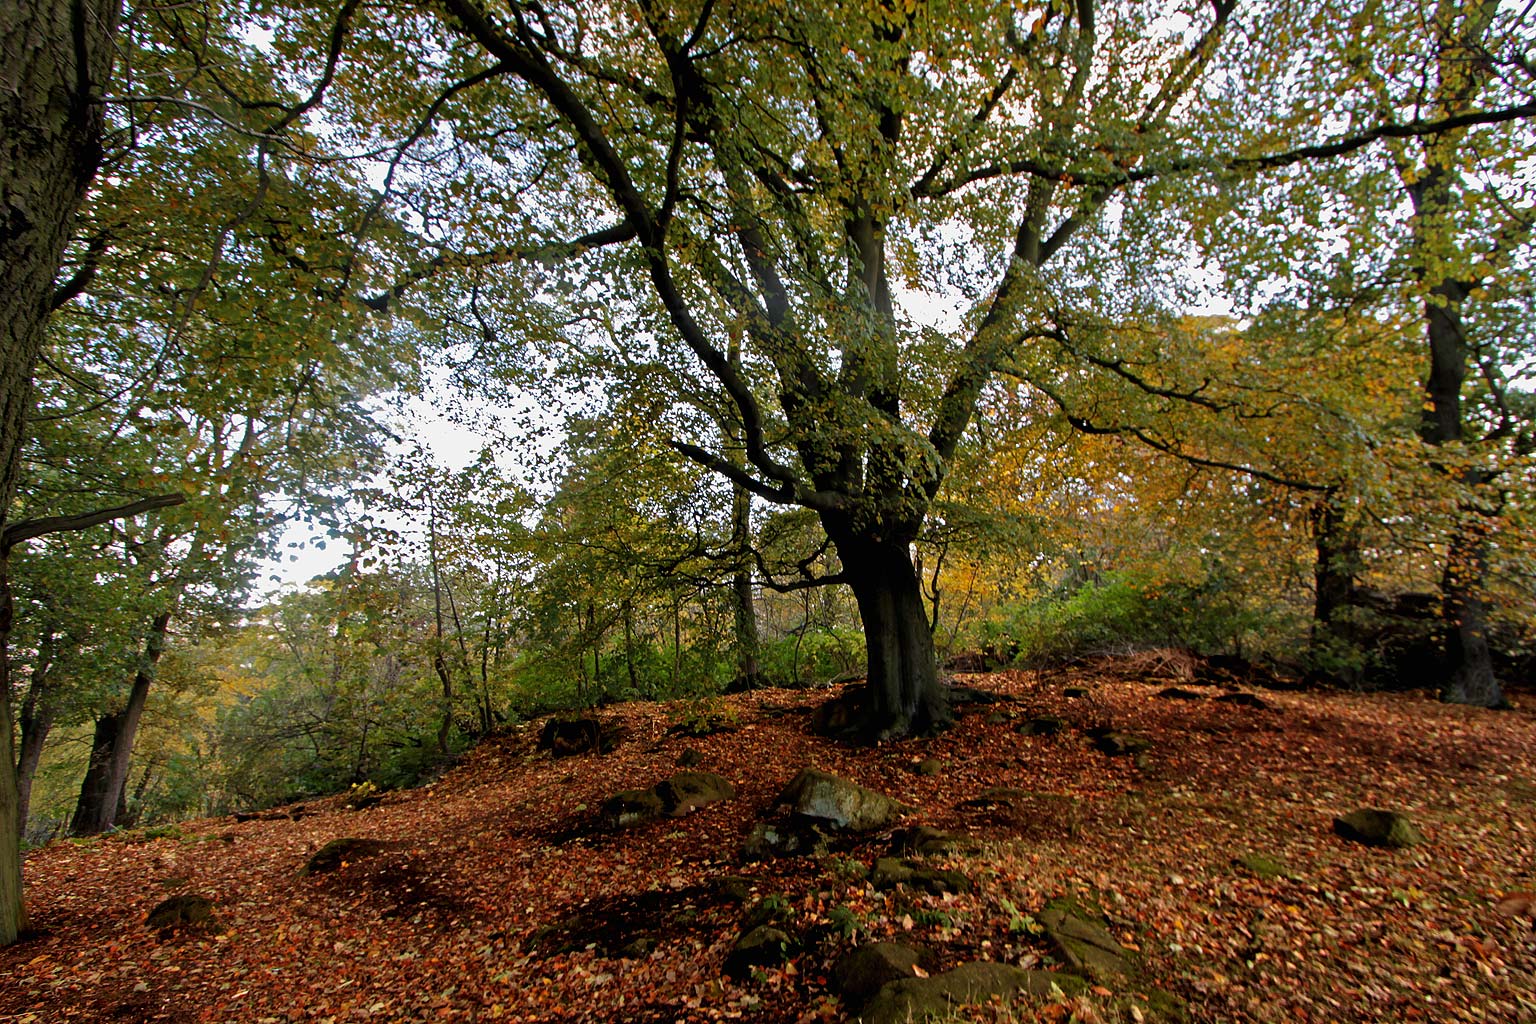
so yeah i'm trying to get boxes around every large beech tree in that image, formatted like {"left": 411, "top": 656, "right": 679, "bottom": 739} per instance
{"left": 276, "top": 0, "right": 1536, "bottom": 739}
{"left": 0, "top": 0, "right": 123, "bottom": 946}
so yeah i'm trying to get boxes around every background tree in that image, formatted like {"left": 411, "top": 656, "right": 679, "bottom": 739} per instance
{"left": 284, "top": 0, "right": 1536, "bottom": 738}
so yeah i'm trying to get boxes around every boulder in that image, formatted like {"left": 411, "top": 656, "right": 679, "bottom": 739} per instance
{"left": 1155, "top": 687, "right": 1206, "bottom": 700}
{"left": 146, "top": 894, "right": 217, "bottom": 937}
{"left": 1215, "top": 691, "right": 1273, "bottom": 710}
{"left": 1063, "top": 686, "right": 1090, "bottom": 698}
{"left": 538, "top": 716, "right": 622, "bottom": 757}
{"left": 741, "top": 820, "right": 830, "bottom": 860}
{"left": 891, "top": 826, "right": 981, "bottom": 858}
{"left": 871, "top": 856, "right": 971, "bottom": 895}
{"left": 601, "top": 788, "right": 665, "bottom": 829}
{"left": 857, "top": 962, "right": 1084, "bottom": 1024}
{"left": 1333, "top": 808, "right": 1423, "bottom": 849}
{"left": 301, "top": 837, "right": 390, "bottom": 876}
{"left": 1017, "top": 715, "right": 1064, "bottom": 736}
{"left": 677, "top": 747, "right": 705, "bottom": 767}
{"left": 724, "top": 925, "right": 797, "bottom": 979}
{"left": 914, "top": 758, "right": 943, "bottom": 777}
{"left": 777, "top": 768, "right": 905, "bottom": 831}
{"left": 657, "top": 771, "right": 736, "bottom": 816}
{"left": 1039, "top": 902, "right": 1136, "bottom": 981}
{"left": 830, "top": 942, "right": 925, "bottom": 1007}
{"left": 1093, "top": 731, "right": 1152, "bottom": 756}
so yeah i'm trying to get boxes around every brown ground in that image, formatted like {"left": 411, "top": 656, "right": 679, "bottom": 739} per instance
{"left": 4, "top": 657, "right": 1534, "bottom": 1023}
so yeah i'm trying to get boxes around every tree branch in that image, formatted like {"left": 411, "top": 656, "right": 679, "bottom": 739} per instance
{"left": 3, "top": 494, "right": 187, "bottom": 552}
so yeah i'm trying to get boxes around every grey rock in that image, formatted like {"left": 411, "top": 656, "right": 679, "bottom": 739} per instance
{"left": 778, "top": 768, "right": 906, "bottom": 831}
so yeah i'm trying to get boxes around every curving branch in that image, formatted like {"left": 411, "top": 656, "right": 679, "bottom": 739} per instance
{"left": 3, "top": 494, "right": 187, "bottom": 552}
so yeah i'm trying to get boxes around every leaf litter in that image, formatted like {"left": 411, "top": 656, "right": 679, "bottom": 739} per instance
{"left": 4, "top": 657, "right": 1535, "bottom": 1022}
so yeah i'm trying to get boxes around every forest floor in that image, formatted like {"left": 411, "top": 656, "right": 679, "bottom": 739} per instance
{"left": 4, "top": 653, "right": 1536, "bottom": 1024}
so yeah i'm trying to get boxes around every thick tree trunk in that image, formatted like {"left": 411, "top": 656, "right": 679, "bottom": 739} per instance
{"left": 1403, "top": 11, "right": 1504, "bottom": 709}
{"left": 0, "top": 0, "right": 123, "bottom": 942}
{"left": 1417, "top": 279, "right": 1503, "bottom": 707}
{"left": 831, "top": 528, "right": 950, "bottom": 740}
{"left": 1440, "top": 527, "right": 1502, "bottom": 707}
{"left": 1310, "top": 492, "right": 1361, "bottom": 628}
{"left": 70, "top": 611, "right": 169, "bottom": 836}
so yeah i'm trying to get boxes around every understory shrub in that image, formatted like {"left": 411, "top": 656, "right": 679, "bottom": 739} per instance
{"left": 980, "top": 569, "right": 1290, "bottom": 666}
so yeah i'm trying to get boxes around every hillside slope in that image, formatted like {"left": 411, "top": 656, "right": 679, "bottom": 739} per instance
{"left": 4, "top": 660, "right": 1535, "bottom": 1022}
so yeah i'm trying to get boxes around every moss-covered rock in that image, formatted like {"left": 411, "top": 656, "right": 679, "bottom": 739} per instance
{"left": 1334, "top": 808, "right": 1423, "bottom": 849}
{"left": 723, "top": 925, "right": 797, "bottom": 979}
{"left": 1040, "top": 900, "right": 1136, "bottom": 981}
{"left": 600, "top": 788, "right": 665, "bottom": 829}
{"left": 857, "top": 962, "right": 1084, "bottom": 1024}
{"left": 301, "top": 837, "right": 390, "bottom": 876}
{"left": 870, "top": 857, "right": 971, "bottom": 895}
{"left": 145, "top": 894, "right": 218, "bottom": 937}
{"left": 830, "top": 942, "right": 926, "bottom": 1007}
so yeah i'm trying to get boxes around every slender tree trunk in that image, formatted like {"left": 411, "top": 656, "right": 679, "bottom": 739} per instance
{"left": 721, "top": 332, "right": 762, "bottom": 689}
{"left": 426, "top": 485, "right": 453, "bottom": 755}
{"left": 15, "top": 631, "right": 57, "bottom": 835}
{"left": 730, "top": 480, "right": 762, "bottom": 689}
{"left": 15, "top": 684, "right": 55, "bottom": 839}
{"left": 828, "top": 525, "right": 950, "bottom": 740}
{"left": 70, "top": 611, "right": 170, "bottom": 835}
{"left": 622, "top": 599, "right": 638, "bottom": 693}
{"left": 0, "top": 0, "right": 123, "bottom": 944}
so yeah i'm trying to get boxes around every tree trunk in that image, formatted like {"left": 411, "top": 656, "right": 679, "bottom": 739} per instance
{"left": 1402, "top": 9, "right": 1503, "bottom": 709}
{"left": 831, "top": 528, "right": 950, "bottom": 740}
{"left": 0, "top": 0, "right": 123, "bottom": 944}
{"left": 1440, "top": 526, "right": 1502, "bottom": 706}
{"left": 1310, "top": 491, "right": 1361, "bottom": 628}
{"left": 15, "top": 675, "right": 55, "bottom": 838}
{"left": 730, "top": 480, "right": 761, "bottom": 688}
{"left": 70, "top": 611, "right": 170, "bottom": 836}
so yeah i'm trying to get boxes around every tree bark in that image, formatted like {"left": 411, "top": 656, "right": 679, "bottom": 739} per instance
{"left": 730, "top": 479, "right": 761, "bottom": 688}
{"left": 1310, "top": 491, "right": 1361, "bottom": 629}
{"left": 1440, "top": 525, "right": 1502, "bottom": 706}
{"left": 1403, "top": 7, "right": 1504, "bottom": 709}
{"left": 69, "top": 611, "right": 170, "bottom": 836}
{"left": 15, "top": 633, "right": 57, "bottom": 836}
{"left": 0, "top": 0, "right": 123, "bottom": 942}
{"left": 828, "top": 526, "right": 949, "bottom": 740}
